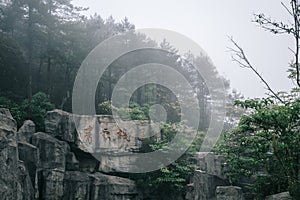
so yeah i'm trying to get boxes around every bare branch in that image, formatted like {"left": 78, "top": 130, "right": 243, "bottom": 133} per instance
{"left": 251, "top": 1, "right": 300, "bottom": 88}
{"left": 288, "top": 47, "right": 296, "bottom": 54}
{"left": 291, "top": 0, "right": 300, "bottom": 87}
{"left": 253, "top": 14, "right": 294, "bottom": 34}
{"left": 228, "top": 37, "right": 285, "bottom": 103}
{"left": 281, "top": 2, "right": 293, "bottom": 16}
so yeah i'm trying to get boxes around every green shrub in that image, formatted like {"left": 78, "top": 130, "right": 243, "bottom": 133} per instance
{"left": 0, "top": 92, "right": 55, "bottom": 131}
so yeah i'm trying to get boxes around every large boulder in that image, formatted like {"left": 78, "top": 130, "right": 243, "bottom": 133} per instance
{"left": 90, "top": 173, "right": 139, "bottom": 200}
{"left": 265, "top": 192, "right": 292, "bottom": 200}
{"left": 31, "top": 132, "right": 69, "bottom": 171}
{"left": 216, "top": 186, "right": 244, "bottom": 200}
{"left": 18, "top": 120, "right": 35, "bottom": 143}
{"left": 45, "top": 109, "right": 159, "bottom": 155}
{"left": 45, "top": 109, "right": 76, "bottom": 142}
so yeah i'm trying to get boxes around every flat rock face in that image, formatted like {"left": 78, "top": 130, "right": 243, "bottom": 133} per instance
{"left": 74, "top": 115, "right": 159, "bottom": 154}
{"left": 45, "top": 109, "right": 160, "bottom": 173}
{"left": 216, "top": 186, "right": 244, "bottom": 200}
{"left": 265, "top": 192, "right": 292, "bottom": 200}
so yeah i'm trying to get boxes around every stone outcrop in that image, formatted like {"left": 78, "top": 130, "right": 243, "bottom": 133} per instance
{"left": 0, "top": 108, "right": 34, "bottom": 200}
{"left": 45, "top": 110, "right": 159, "bottom": 153}
{"left": 195, "top": 152, "right": 226, "bottom": 179}
{"left": 0, "top": 109, "right": 145, "bottom": 200}
{"left": 45, "top": 109, "right": 159, "bottom": 172}
{"left": 186, "top": 152, "right": 240, "bottom": 200}
{"left": 45, "top": 109, "right": 76, "bottom": 143}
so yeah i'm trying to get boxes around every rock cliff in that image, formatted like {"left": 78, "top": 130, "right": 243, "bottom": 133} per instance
{"left": 0, "top": 108, "right": 151, "bottom": 200}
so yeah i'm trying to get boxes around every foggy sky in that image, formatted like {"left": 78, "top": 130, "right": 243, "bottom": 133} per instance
{"left": 73, "top": 0, "right": 295, "bottom": 98}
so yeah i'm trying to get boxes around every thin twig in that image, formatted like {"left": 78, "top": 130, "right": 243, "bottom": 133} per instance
{"left": 281, "top": 2, "right": 294, "bottom": 17}
{"left": 291, "top": 0, "right": 300, "bottom": 87}
{"left": 228, "top": 37, "right": 285, "bottom": 103}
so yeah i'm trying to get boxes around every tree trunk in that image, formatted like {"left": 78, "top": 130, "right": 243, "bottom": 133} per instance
{"left": 27, "top": 1, "right": 33, "bottom": 102}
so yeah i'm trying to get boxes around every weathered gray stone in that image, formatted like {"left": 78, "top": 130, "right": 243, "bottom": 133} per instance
{"left": 0, "top": 108, "right": 18, "bottom": 200}
{"left": 96, "top": 116, "right": 159, "bottom": 153}
{"left": 191, "top": 170, "right": 228, "bottom": 200}
{"left": 0, "top": 109, "right": 34, "bottom": 200}
{"left": 195, "top": 152, "right": 226, "bottom": 179}
{"left": 265, "top": 192, "right": 292, "bottom": 200}
{"left": 63, "top": 171, "right": 91, "bottom": 200}
{"left": 18, "top": 141, "right": 39, "bottom": 191}
{"left": 45, "top": 109, "right": 159, "bottom": 154}
{"left": 0, "top": 109, "right": 157, "bottom": 200}
{"left": 90, "top": 173, "right": 139, "bottom": 200}
{"left": 216, "top": 186, "right": 244, "bottom": 200}
{"left": 0, "top": 108, "right": 17, "bottom": 145}
{"left": 18, "top": 161, "right": 35, "bottom": 200}
{"left": 0, "top": 143, "right": 22, "bottom": 200}
{"left": 31, "top": 132, "right": 69, "bottom": 171}
{"left": 18, "top": 120, "right": 35, "bottom": 143}
{"left": 98, "top": 152, "right": 138, "bottom": 173}
{"left": 73, "top": 115, "right": 98, "bottom": 153}
{"left": 45, "top": 109, "right": 76, "bottom": 142}
{"left": 38, "top": 169, "right": 65, "bottom": 200}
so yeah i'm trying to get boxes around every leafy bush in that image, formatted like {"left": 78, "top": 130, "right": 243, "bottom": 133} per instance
{"left": 132, "top": 123, "right": 205, "bottom": 200}
{"left": 217, "top": 95, "right": 300, "bottom": 198}
{"left": 0, "top": 96, "right": 23, "bottom": 124}
{"left": 0, "top": 92, "right": 55, "bottom": 131}
{"left": 98, "top": 101, "right": 112, "bottom": 115}
{"left": 98, "top": 101, "right": 150, "bottom": 120}
{"left": 20, "top": 92, "right": 55, "bottom": 131}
